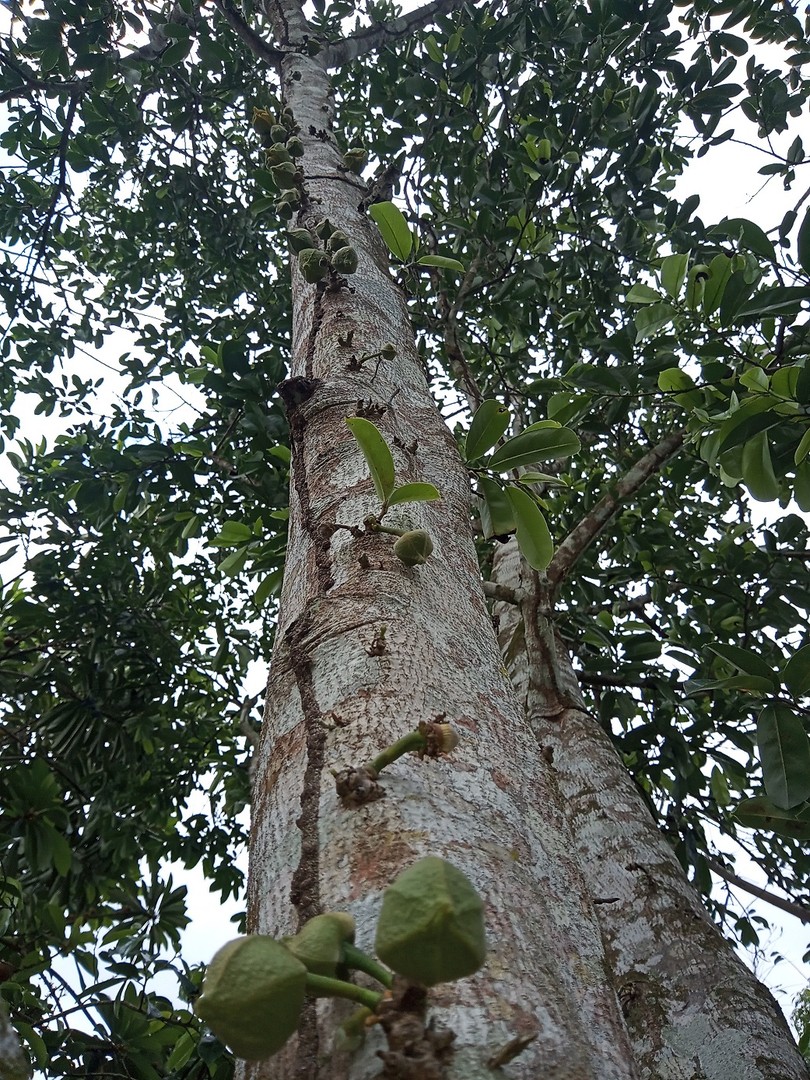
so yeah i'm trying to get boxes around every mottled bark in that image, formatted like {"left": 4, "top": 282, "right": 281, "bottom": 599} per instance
{"left": 492, "top": 538, "right": 810, "bottom": 1080}
{"left": 241, "top": 7, "right": 638, "bottom": 1079}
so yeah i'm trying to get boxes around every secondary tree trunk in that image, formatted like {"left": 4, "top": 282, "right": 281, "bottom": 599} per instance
{"left": 492, "top": 538, "right": 810, "bottom": 1079}
{"left": 241, "top": 19, "right": 638, "bottom": 1080}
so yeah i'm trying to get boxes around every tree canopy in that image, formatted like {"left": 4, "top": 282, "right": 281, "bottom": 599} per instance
{"left": 1, "top": 0, "right": 810, "bottom": 1075}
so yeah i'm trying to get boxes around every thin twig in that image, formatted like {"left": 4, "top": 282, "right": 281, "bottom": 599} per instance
{"left": 708, "top": 857, "right": 810, "bottom": 925}
{"left": 546, "top": 431, "right": 686, "bottom": 596}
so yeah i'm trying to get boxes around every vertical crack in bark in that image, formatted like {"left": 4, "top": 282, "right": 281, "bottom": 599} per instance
{"left": 286, "top": 608, "right": 326, "bottom": 1078}
{"left": 282, "top": 383, "right": 335, "bottom": 594}
{"left": 277, "top": 377, "right": 334, "bottom": 1075}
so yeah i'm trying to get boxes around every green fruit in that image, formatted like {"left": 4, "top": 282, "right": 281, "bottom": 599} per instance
{"left": 288, "top": 228, "right": 317, "bottom": 253}
{"left": 276, "top": 199, "right": 295, "bottom": 221}
{"left": 286, "top": 136, "right": 304, "bottom": 157}
{"left": 194, "top": 936, "right": 307, "bottom": 1060}
{"left": 278, "top": 187, "right": 301, "bottom": 207}
{"left": 331, "top": 245, "right": 358, "bottom": 274}
{"left": 298, "top": 247, "right": 329, "bottom": 283}
{"left": 393, "top": 529, "right": 433, "bottom": 567}
{"left": 537, "top": 138, "right": 552, "bottom": 163}
{"left": 374, "top": 857, "right": 486, "bottom": 987}
{"left": 314, "top": 217, "right": 334, "bottom": 240}
{"left": 270, "top": 161, "right": 297, "bottom": 187}
{"left": 380, "top": 342, "right": 396, "bottom": 361}
{"left": 343, "top": 147, "right": 368, "bottom": 174}
{"left": 326, "top": 230, "right": 350, "bottom": 253}
{"left": 264, "top": 143, "right": 291, "bottom": 167}
{"left": 284, "top": 912, "right": 355, "bottom": 976}
{"left": 270, "top": 124, "right": 288, "bottom": 144}
{"left": 251, "top": 108, "right": 274, "bottom": 136}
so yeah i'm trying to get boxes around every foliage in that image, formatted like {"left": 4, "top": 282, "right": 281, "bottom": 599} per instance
{"left": 1, "top": 0, "right": 809, "bottom": 1075}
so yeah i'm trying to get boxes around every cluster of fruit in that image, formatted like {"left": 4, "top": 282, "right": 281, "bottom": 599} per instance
{"left": 287, "top": 217, "right": 359, "bottom": 283}
{"left": 195, "top": 856, "right": 486, "bottom": 1060}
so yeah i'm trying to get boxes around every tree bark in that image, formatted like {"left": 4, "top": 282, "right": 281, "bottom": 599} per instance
{"left": 492, "top": 538, "right": 810, "bottom": 1080}
{"left": 241, "top": 18, "right": 638, "bottom": 1080}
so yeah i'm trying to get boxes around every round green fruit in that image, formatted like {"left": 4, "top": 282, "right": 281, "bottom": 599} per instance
{"left": 374, "top": 856, "right": 486, "bottom": 987}
{"left": 194, "top": 936, "right": 307, "bottom": 1060}
{"left": 326, "top": 230, "right": 350, "bottom": 253}
{"left": 270, "top": 161, "right": 297, "bottom": 188}
{"left": 287, "top": 228, "right": 317, "bottom": 253}
{"left": 393, "top": 529, "right": 433, "bottom": 567}
{"left": 331, "top": 245, "right": 358, "bottom": 274}
{"left": 264, "top": 144, "right": 291, "bottom": 167}
{"left": 284, "top": 912, "right": 356, "bottom": 976}
{"left": 298, "top": 247, "right": 329, "bottom": 283}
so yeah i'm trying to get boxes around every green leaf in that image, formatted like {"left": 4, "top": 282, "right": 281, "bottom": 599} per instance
{"left": 506, "top": 486, "right": 553, "bottom": 570}
{"left": 465, "top": 400, "right": 511, "bottom": 461}
{"left": 707, "top": 642, "right": 775, "bottom": 683}
{"left": 165, "top": 1031, "right": 196, "bottom": 1072}
{"left": 346, "top": 417, "right": 396, "bottom": 503}
{"left": 488, "top": 426, "right": 580, "bottom": 471}
{"left": 795, "top": 459, "right": 810, "bottom": 512}
{"left": 369, "top": 202, "right": 414, "bottom": 261}
{"left": 254, "top": 570, "right": 283, "bottom": 607}
{"left": 50, "top": 828, "right": 73, "bottom": 876}
{"left": 478, "top": 477, "right": 516, "bottom": 539}
{"left": 181, "top": 514, "right": 201, "bottom": 540}
{"left": 702, "top": 254, "right": 733, "bottom": 316}
{"left": 661, "top": 253, "right": 689, "bottom": 299}
{"left": 757, "top": 704, "right": 810, "bottom": 809}
{"left": 740, "top": 430, "right": 779, "bottom": 502}
{"left": 625, "top": 283, "right": 662, "bottom": 304}
{"left": 161, "top": 39, "right": 192, "bottom": 66}
{"left": 734, "top": 796, "right": 810, "bottom": 839}
{"left": 657, "top": 367, "right": 701, "bottom": 407}
{"left": 710, "top": 217, "right": 776, "bottom": 261}
{"left": 219, "top": 546, "right": 250, "bottom": 576}
{"left": 686, "top": 674, "right": 775, "bottom": 695}
{"left": 793, "top": 427, "right": 810, "bottom": 466}
{"left": 734, "top": 285, "right": 810, "bottom": 321}
{"left": 634, "top": 302, "right": 675, "bottom": 341}
{"left": 710, "top": 768, "right": 731, "bottom": 807}
{"left": 417, "top": 255, "right": 465, "bottom": 272}
{"left": 783, "top": 643, "right": 810, "bottom": 698}
{"left": 212, "top": 521, "right": 253, "bottom": 546}
{"left": 387, "top": 482, "right": 441, "bottom": 506}
{"left": 798, "top": 207, "right": 810, "bottom": 276}
{"left": 423, "top": 33, "right": 443, "bottom": 63}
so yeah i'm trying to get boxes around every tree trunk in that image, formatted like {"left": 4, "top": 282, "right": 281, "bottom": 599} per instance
{"left": 492, "top": 538, "right": 810, "bottom": 1079}
{"left": 242, "top": 27, "right": 637, "bottom": 1080}
{"left": 240, "top": 6, "right": 810, "bottom": 1079}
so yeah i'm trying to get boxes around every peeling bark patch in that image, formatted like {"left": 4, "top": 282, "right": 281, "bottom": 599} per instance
{"left": 287, "top": 613, "right": 326, "bottom": 927}
{"left": 377, "top": 978, "right": 455, "bottom": 1079}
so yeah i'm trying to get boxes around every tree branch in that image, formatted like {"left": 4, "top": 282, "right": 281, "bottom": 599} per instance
{"left": 708, "top": 857, "right": 810, "bottom": 925}
{"left": 482, "top": 580, "right": 518, "bottom": 604}
{"left": 323, "top": 0, "right": 469, "bottom": 68}
{"left": 546, "top": 430, "right": 686, "bottom": 595}
{"left": 212, "top": 0, "right": 284, "bottom": 68}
